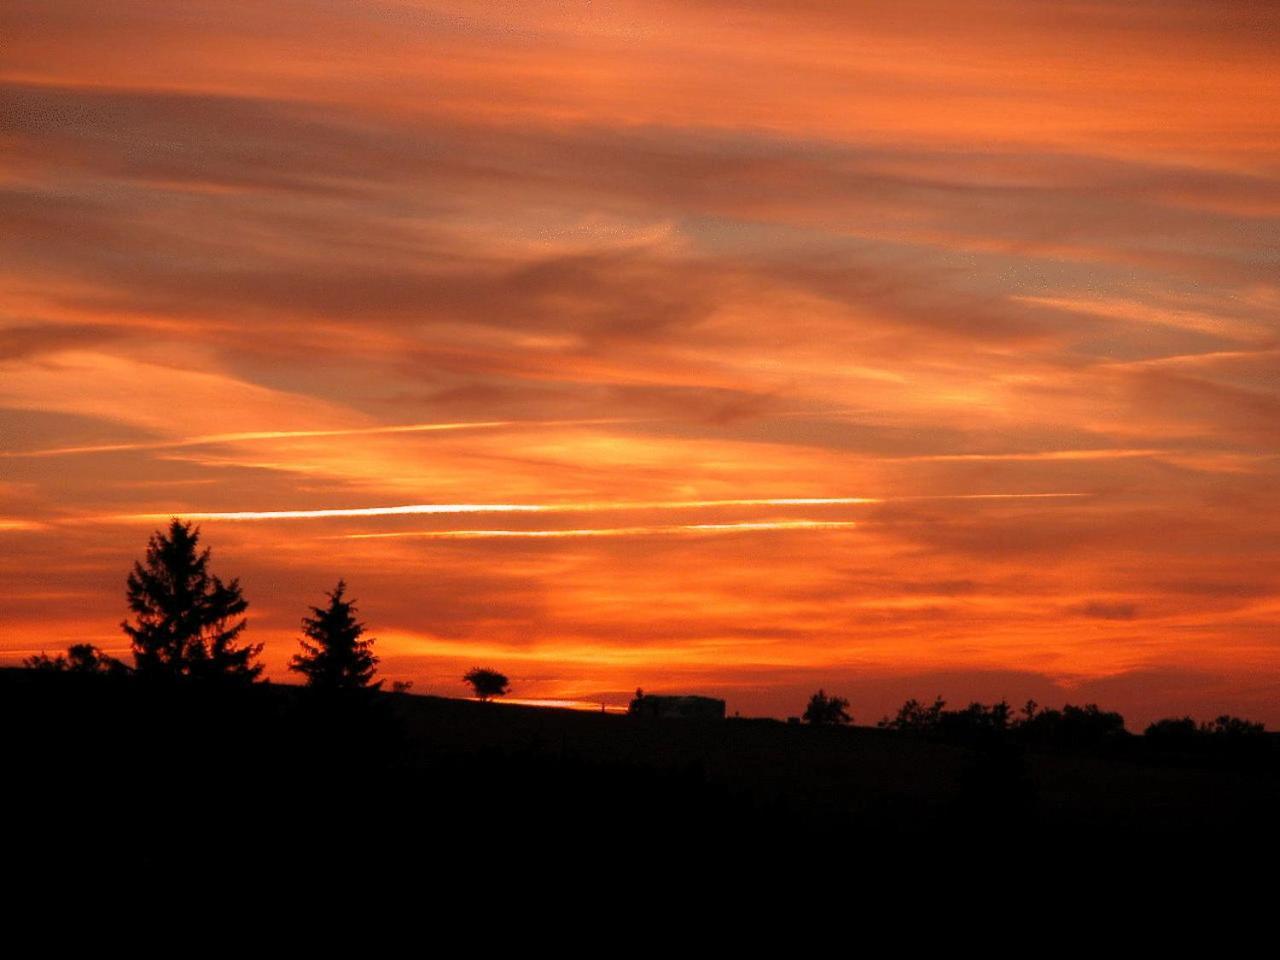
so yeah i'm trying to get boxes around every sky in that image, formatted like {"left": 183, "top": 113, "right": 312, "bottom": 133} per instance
{"left": 2, "top": 0, "right": 1278, "bottom": 726}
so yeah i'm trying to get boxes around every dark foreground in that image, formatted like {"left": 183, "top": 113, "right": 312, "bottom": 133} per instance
{"left": 6, "top": 668, "right": 1280, "bottom": 882}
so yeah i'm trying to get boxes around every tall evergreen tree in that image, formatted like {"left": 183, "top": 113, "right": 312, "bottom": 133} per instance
{"left": 289, "top": 581, "right": 380, "bottom": 691}
{"left": 122, "top": 519, "right": 262, "bottom": 682}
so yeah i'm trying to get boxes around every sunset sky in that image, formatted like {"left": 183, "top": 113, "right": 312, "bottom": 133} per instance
{"left": 2, "top": 1, "right": 1278, "bottom": 725}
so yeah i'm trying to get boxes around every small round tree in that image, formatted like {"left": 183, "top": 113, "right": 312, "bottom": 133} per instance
{"left": 803, "top": 689, "right": 852, "bottom": 726}
{"left": 290, "top": 581, "right": 380, "bottom": 692}
{"left": 463, "top": 668, "right": 510, "bottom": 701}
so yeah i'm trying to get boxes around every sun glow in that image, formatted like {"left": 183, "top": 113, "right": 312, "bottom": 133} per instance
{"left": 3, "top": 0, "right": 1278, "bottom": 726}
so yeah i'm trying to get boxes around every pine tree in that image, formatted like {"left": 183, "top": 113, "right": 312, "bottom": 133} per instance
{"left": 122, "top": 518, "right": 262, "bottom": 682}
{"left": 289, "top": 581, "right": 380, "bottom": 691}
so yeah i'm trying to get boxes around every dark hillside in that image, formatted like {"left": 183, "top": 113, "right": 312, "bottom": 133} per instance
{"left": 6, "top": 668, "right": 1279, "bottom": 881}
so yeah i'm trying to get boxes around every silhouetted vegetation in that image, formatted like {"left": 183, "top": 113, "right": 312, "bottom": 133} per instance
{"left": 289, "top": 580, "right": 380, "bottom": 692}
{"left": 879, "top": 697, "right": 1126, "bottom": 750}
{"left": 463, "top": 667, "right": 510, "bottom": 700}
{"left": 1144, "top": 716, "right": 1199, "bottom": 747}
{"left": 1201, "top": 714, "right": 1266, "bottom": 738}
{"left": 1145, "top": 714, "right": 1268, "bottom": 758}
{"left": 802, "top": 689, "right": 852, "bottom": 725}
{"left": 1017, "top": 702, "right": 1127, "bottom": 749}
{"left": 878, "top": 696, "right": 947, "bottom": 733}
{"left": 123, "top": 519, "right": 262, "bottom": 682}
{"left": 23, "top": 643, "right": 126, "bottom": 675}
{"left": 8, "top": 663, "right": 1279, "bottom": 888}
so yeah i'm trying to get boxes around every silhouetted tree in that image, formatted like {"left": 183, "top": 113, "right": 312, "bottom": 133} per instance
{"left": 879, "top": 696, "right": 946, "bottom": 732}
{"left": 1146, "top": 714, "right": 1265, "bottom": 744}
{"left": 939, "top": 700, "right": 1013, "bottom": 738}
{"left": 1145, "top": 714, "right": 1267, "bottom": 758}
{"left": 463, "top": 668, "right": 509, "bottom": 701}
{"left": 1201, "top": 715, "right": 1265, "bottom": 737}
{"left": 879, "top": 697, "right": 1014, "bottom": 745}
{"left": 803, "top": 689, "right": 852, "bottom": 726}
{"left": 24, "top": 643, "right": 126, "bottom": 675}
{"left": 289, "top": 581, "right": 380, "bottom": 691}
{"left": 1144, "top": 716, "right": 1198, "bottom": 747}
{"left": 23, "top": 651, "right": 62, "bottom": 671}
{"left": 1015, "top": 703, "right": 1125, "bottom": 749}
{"left": 122, "top": 518, "right": 262, "bottom": 682}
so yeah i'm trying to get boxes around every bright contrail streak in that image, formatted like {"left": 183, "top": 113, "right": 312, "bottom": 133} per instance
{"left": 1, "top": 418, "right": 638, "bottom": 459}
{"left": 342, "top": 520, "right": 861, "bottom": 540}
{"left": 120, "top": 497, "right": 884, "bottom": 522}
{"left": 115, "top": 492, "right": 1084, "bottom": 523}
{"left": 882, "top": 449, "right": 1166, "bottom": 463}
{"left": 911, "top": 492, "right": 1087, "bottom": 499}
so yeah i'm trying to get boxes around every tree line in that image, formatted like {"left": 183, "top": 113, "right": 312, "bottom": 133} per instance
{"left": 799, "top": 688, "right": 1269, "bottom": 752}
{"left": 24, "top": 518, "right": 508, "bottom": 700}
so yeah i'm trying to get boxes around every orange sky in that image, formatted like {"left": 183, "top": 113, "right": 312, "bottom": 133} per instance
{"left": 2, "top": 1, "right": 1278, "bottom": 726}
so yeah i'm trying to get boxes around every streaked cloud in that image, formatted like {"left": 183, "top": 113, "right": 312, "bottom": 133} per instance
{"left": 1, "top": 417, "right": 642, "bottom": 459}
{"left": 1, "top": 0, "right": 1278, "bottom": 725}
{"left": 342, "top": 519, "right": 861, "bottom": 540}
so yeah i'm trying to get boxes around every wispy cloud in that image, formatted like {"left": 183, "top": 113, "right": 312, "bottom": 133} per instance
{"left": 2, "top": 0, "right": 1278, "bottom": 724}
{"left": 342, "top": 519, "right": 861, "bottom": 540}
{"left": 0, "top": 519, "right": 46, "bottom": 532}
{"left": 1, "top": 418, "right": 642, "bottom": 459}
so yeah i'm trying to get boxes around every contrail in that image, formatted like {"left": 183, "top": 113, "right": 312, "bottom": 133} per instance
{"left": 908, "top": 492, "right": 1088, "bottom": 499}
{"left": 1, "top": 418, "right": 639, "bottom": 459}
{"left": 113, "top": 492, "right": 1084, "bottom": 524}
{"left": 341, "top": 520, "right": 862, "bottom": 540}
{"left": 118, "top": 497, "right": 884, "bottom": 522}
{"left": 881, "top": 450, "right": 1166, "bottom": 463}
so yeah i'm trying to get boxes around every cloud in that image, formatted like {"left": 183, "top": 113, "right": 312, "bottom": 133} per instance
{"left": 0, "top": 350, "right": 364, "bottom": 437}
{"left": 1073, "top": 601, "right": 1139, "bottom": 621}
{"left": 343, "top": 519, "right": 860, "bottom": 540}
{"left": 2, "top": 0, "right": 1279, "bottom": 724}
{"left": 1, "top": 417, "right": 638, "bottom": 459}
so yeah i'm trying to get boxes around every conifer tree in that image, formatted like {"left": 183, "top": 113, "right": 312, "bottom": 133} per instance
{"left": 289, "top": 581, "right": 380, "bottom": 691}
{"left": 122, "top": 519, "right": 262, "bottom": 682}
